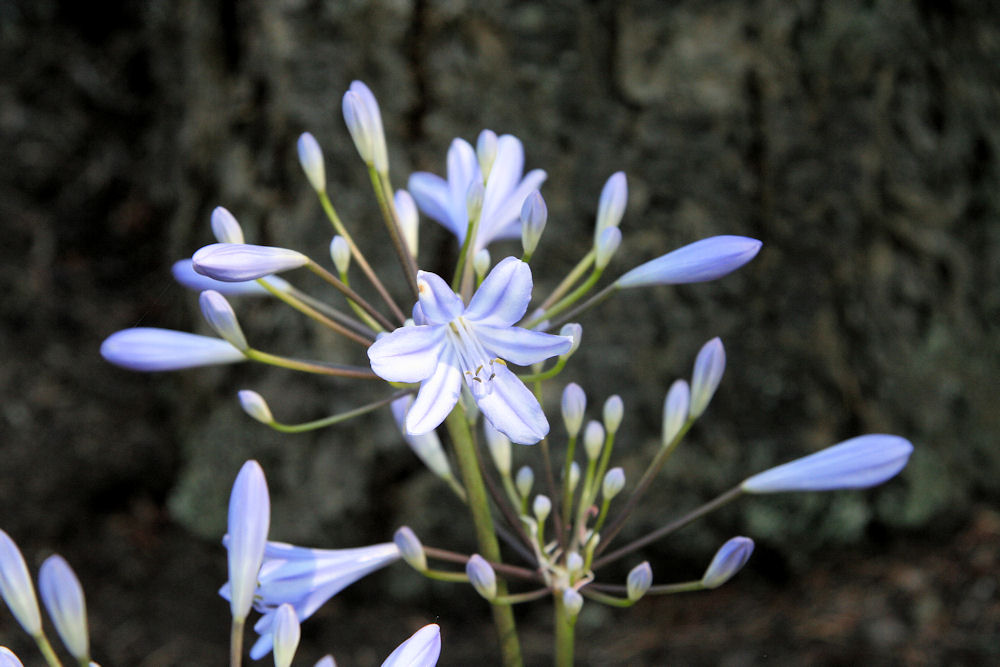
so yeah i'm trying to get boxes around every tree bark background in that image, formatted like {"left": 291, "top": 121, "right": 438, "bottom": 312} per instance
{"left": 1, "top": 0, "right": 998, "bottom": 664}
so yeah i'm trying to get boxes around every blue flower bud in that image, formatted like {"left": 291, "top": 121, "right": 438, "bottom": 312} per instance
{"left": 394, "top": 527, "right": 427, "bottom": 572}
{"left": 533, "top": 495, "right": 552, "bottom": 523}
{"left": 272, "top": 603, "right": 300, "bottom": 667}
{"left": 391, "top": 397, "right": 455, "bottom": 482}
{"left": 594, "top": 226, "right": 622, "bottom": 270}
{"left": 466, "top": 180, "right": 485, "bottom": 221}
{"left": 0, "top": 530, "right": 41, "bottom": 636}
{"left": 0, "top": 647, "right": 24, "bottom": 667}
{"left": 38, "top": 555, "right": 89, "bottom": 661}
{"left": 661, "top": 379, "right": 690, "bottom": 445}
{"left": 701, "top": 537, "right": 754, "bottom": 589}
{"left": 211, "top": 206, "right": 245, "bottom": 244}
{"left": 603, "top": 395, "right": 624, "bottom": 434}
{"left": 689, "top": 338, "right": 725, "bottom": 419}
{"left": 342, "top": 81, "right": 388, "bottom": 173}
{"left": 473, "top": 249, "right": 491, "bottom": 281}
{"left": 561, "top": 383, "right": 586, "bottom": 439}
{"left": 238, "top": 390, "right": 273, "bottom": 424}
{"left": 562, "top": 588, "right": 584, "bottom": 617}
{"left": 227, "top": 460, "right": 270, "bottom": 622}
{"left": 583, "top": 421, "right": 605, "bottom": 461}
{"left": 602, "top": 467, "right": 625, "bottom": 500}
{"left": 314, "top": 656, "right": 335, "bottom": 667}
{"left": 595, "top": 172, "right": 627, "bottom": 239}
{"left": 172, "top": 260, "right": 290, "bottom": 296}
{"left": 565, "top": 551, "right": 584, "bottom": 577}
{"left": 484, "top": 420, "right": 512, "bottom": 476}
{"left": 382, "top": 624, "right": 441, "bottom": 667}
{"left": 559, "top": 323, "right": 583, "bottom": 358}
{"left": 626, "top": 561, "right": 652, "bottom": 601}
{"left": 394, "top": 190, "right": 419, "bottom": 258}
{"left": 466, "top": 555, "right": 497, "bottom": 601}
{"left": 515, "top": 466, "right": 534, "bottom": 499}
{"left": 297, "top": 132, "right": 326, "bottom": 193}
{"left": 101, "top": 328, "right": 245, "bottom": 371}
{"left": 193, "top": 243, "right": 309, "bottom": 282}
{"left": 330, "top": 236, "right": 351, "bottom": 274}
{"left": 520, "top": 190, "right": 547, "bottom": 256}
{"left": 741, "top": 435, "right": 914, "bottom": 493}
{"left": 616, "top": 236, "right": 762, "bottom": 288}
{"left": 199, "top": 290, "right": 248, "bottom": 350}
{"left": 567, "top": 462, "right": 581, "bottom": 493}
{"left": 477, "top": 130, "right": 499, "bottom": 181}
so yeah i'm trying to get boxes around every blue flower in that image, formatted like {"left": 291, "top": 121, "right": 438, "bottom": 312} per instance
{"left": 615, "top": 235, "right": 762, "bottom": 288}
{"left": 700, "top": 537, "right": 754, "bottom": 589}
{"left": 38, "top": 555, "right": 89, "bottom": 663}
{"left": 100, "top": 327, "right": 245, "bottom": 371}
{"left": 220, "top": 540, "right": 400, "bottom": 660}
{"left": 382, "top": 624, "right": 441, "bottom": 667}
{"left": 226, "top": 460, "right": 270, "bottom": 623}
{"left": 408, "top": 134, "right": 546, "bottom": 251}
{"left": 368, "top": 257, "right": 572, "bottom": 444}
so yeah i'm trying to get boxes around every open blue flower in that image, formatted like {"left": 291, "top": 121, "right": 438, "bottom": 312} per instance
{"left": 408, "top": 133, "right": 546, "bottom": 252}
{"left": 368, "top": 257, "right": 572, "bottom": 444}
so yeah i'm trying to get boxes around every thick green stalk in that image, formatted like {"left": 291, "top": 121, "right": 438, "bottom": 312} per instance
{"left": 445, "top": 409, "right": 524, "bottom": 667}
{"left": 553, "top": 592, "right": 576, "bottom": 667}
{"left": 33, "top": 633, "right": 63, "bottom": 667}
{"left": 229, "top": 618, "right": 244, "bottom": 667}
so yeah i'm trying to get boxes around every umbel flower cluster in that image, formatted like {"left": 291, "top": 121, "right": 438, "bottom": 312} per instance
{"left": 1, "top": 81, "right": 913, "bottom": 666}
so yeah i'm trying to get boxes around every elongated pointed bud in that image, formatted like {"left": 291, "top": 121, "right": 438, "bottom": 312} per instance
{"left": 238, "top": 390, "right": 273, "bottom": 424}
{"left": 583, "top": 421, "right": 605, "bottom": 461}
{"left": 0, "top": 530, "right": 42, "bottom": 636}
{"left": 0, "top": 648, "right": 23, "bottom": 667}
{"left": 689, "top": 338, "right": 725, "bottom": 419}
{"left": 533, "top": 495, "right": 552, "bottom": 524}
{"left": 520, "top": 190, "right": 547, "bottom": 257}
{"left": 476, "top": 130, "right": 498, "bottom": 181}
{"left": 465, "top": 555, "right": 496, "bottom": 601}
{"left": 330, "top": 236, "right": 351, "bottom": 275}
{"left": 193, "top": 243, "right": 308, "bottom": 282}
{"left": 741, "top": 435, "right": 914, "bottom": 493}
{"left": 394, "top": 527, "right": 427, "bottom": 572}
{"left": 595, "top": 172, "right": 627, "bottom": 240}
{"left": 381, "top": 624, "right": 441, "bottom": 667}
{"left": 297, "top": 132, "right": 326, "bottom": 193}
{"left": 211, "top": 206, "right": 245, "bottom": 244}
{"left": 616, "top": 235, "right": 762, "bottom": 288}
{"left": 662, "top": 379, "right": 690, "bottom": 445}
{"left": 701, "top": 537, "right": 754, "bottom": 589}
{"left": 38, "top": 555, "right": 89, "bottom": 662}
{"left": 101, "top": 328, "right": 245, "bottom": 371}
{"left": 594, "top": 226, "right": 622, "bottom": 270}
{"left": 272, "top": 603, "right": 300, "bottom": 667}
{"left": 484, "top": 421, "right": 512, "bottom": 476}
{"left": 314, "top": 657, "right": 336, "bottom": 667}
{"left": 473, "top": 249, "right": 491, "bottom": 282}
{"left": 199, "top": 290, "right": 248, "bottom": 350}
{"left": 561, "top": 383, "right": 586, "bottom": 439}
{"left": 603, "top": 395, "right": 624, "bottom": 435}
{"left": 342, "top": 81, "right": 388, "bottom": 174}
{"left": 391, "top": 397, "right": 455, "bottom": 482}
{"left": 601, "top": 467, "right": 625, "bottom": 500}
{"left": 559, "top": 323, "right": 583, "bottom": 358}
{"left": 515, "top": 466, "right": 534, "bottom": 499}
{"left": 227, "top": 460, "right": 270, "bottom": 622}
{"left": 172, "top": 260, "right": 290, "bottom": 296}
{"left": 567, "top": 462, "right": 581, "bottom": 494}
{"left": 627, "top": 561, "right": 653, "bottom": 601}
{"left": 394, "top": 189, "right": 419, "bottom": 258}
{"left": 562, "top": 588, "right": 584, "bottom": 617}
{"left": 466, "top": 180, "right": 485, "bottom": 222}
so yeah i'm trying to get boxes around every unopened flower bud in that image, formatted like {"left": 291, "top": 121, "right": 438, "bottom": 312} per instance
{"left": 484, "top": 421, "right": 512, "bottom": 476}
{"left": 627, "top": 561, "right": 652, "bottom": 601}
{"left": 595, "top": 172, "right": 627, "bottom": 239}
{"left": 465, "top": 555, "right": 496, "bottom": 601}
{"left": 393, "top": 527, "right": 427, "bottom": 572}
{"left": 562, "top": 588, "right": 584, "bottom": 618}
{"left": 473, "top": 249, "right": 491, "bottom": 281}
{"left": 566, "top": 552, "right": 584, "bottom": 577}
{"left": 515, "top": 466, "right": 534, "bottom": 499}
{"left": 330, "top": 236, "right": 351, "bottom": 274}
{"left": 313, "top": 657, "right": 335, "bottom": 667}
{"left": 532, "top": 495, "right": 551, "bottom": 524}
{"left": 272, "top": 603, "right": 300, "bottom": 667}
{"left": 601, "top": 467, "right": 625, "bottom": 500}
{"left": 701, "top": 537, "right": 754, "bottom": 589}
{"left": 394, "top": 189, "right": 419, "bottom": 258}
{"left": 101, "top": 328, "right": 245, "bottom": 372}
{"left": 567, "top": 462, "right": 581, "bottom": 493}
{"left": 382, "top": 624, "right": 441, "bottom": 667}
{"left": 390, "top": 397, "right": 454, "bottom": 482}
{"left": 199, "top": 290, "right": 248, "bottom": 350}
{"left": 0, "top": 648, "right": 23, "bottom": 667}
{"left": 226, "top": 460, "right": 270, "bottom": 623}
{"left": 583, "top": 421, "right": 605, "bottom": 461}
{"left": 520, "top": 190, "right": 547, "bottom": 256}
{"left": 238, "top": 390, "right": 273, "bottom": 424}
{"left": 38, "top": 555, "right": 89, "bottom": 662}
{"left": 477, "top": 130, "right": 498, "bottom": 181}
{"left": 297, "top": 132, "right": 326, "bottom": 193}
{"left": 615, "top": 236, "right": 762, "bottom": 289}
{"left": 603, "top": 395, "right": 624, "bottom": 434}
{"left": 342, "top": 81, "right": 388, "bottom": 174}
{"left": 662, "top": 379, "right": 690, "bottom": 445}
{"left": 559, "top": 323, "right": 583, "bottom": 358}
{"left": 0, "top": 530, "right": 42, "bottom": 635}
{"left": 561, "top": 383, "right": 586, "bottom": 439}
{"left": 466, "top": 181, "right": 485, "bottom": 222}
{"left": 211, "top": 206, "right": 245, "bottom": 244}
{"left": 193, "top": 243, "right": 309, "bottom": 282}
{"left": 690, "top": 337, "right": 725, "bottom": 419}
{"left": 594, "top": 226, "right": 622, "bottom": 270}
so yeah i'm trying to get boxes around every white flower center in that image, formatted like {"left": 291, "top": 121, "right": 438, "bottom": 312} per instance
{"left": 447, "top": 317, "right": 506, "bottom": 398}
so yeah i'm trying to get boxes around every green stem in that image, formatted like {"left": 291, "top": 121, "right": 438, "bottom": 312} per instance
{"left": 547, "top": 282, "right": 619, "bottom": 331}
{"left": 305, "top": 261, "right": 396, "bottom": 332}
{"left": 33, "top": 633, "right": 63, "bottom": 667}
{"left": 370, "top": 168, "right": 420, "bottom": 299}
{"left": 267, "top": 391, "right": 408, "bottom": 433}
{"left": 554, "top": 591, "right": 576, "bottom": 667}
{"left": 445, "top": 408, "right": 524, "bottom": 667}
{"left": 244, "top": 348, "right": 378, "bottom": 379}
{"left": 539, "top": 250, "right": 595, "bottom": 311}
{"left": 229, "top": 618, "right": 244, "bottom": 667}
{"left": 257, "top": 278, "right": 374, "bottom": 346}
{"left": 523, "top": 268, "right": 602, "bottom": 330}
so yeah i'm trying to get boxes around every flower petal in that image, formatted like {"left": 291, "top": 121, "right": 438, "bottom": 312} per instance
{"left": 406, "top": 349, "right": 463, "bottom": 435}
{"left": 382, "top": 624, "right": 441, "bottom": 667}
{"left": 101, "top": 328, "right": 245, "bottom": 371}
{"left": 408, "top": 172, "right": 457, "bottom": 235}
{"left": 368, "top": 325, "right": 446, "bottom": 383}
{"left": 416, "top": 271, "right": 466, "bottom": 324}
{"left": 473, "top": 325, "right": 572, "bottom": 366}
{"left": 480, "top": 135, "right": 525, "bottom": 223}
{"left": 475, "top": 364, "right": 548, "bottom": 444}
{"left": 464, "top": 257, "right": 532, "bottom": 327}
{"left": 483, "top": 168, "right": 548, "bottom": 243}
{"left": 172, "top": 260, "right": 289, "bottom": 296}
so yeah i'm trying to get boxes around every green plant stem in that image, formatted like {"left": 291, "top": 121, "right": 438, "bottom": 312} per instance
{"left": 229, "top": 618, "right": 244, "bottom": 667}
{"left": 257, "top": 278, "right": 374, "bottom": 346}
{"left": 267, "top": 391, "right": 409, "bottom": 433}
{"left": 33, "top": 633, "right": 63, "bottom": 667}
{"left": 244, "top": 348, "right": 378, "bottom": 379}
{"left": 554, "top": 591, "right": 576, "bottom": 667}
{"left": 370, "top": 168, "right": 420, "bottom": 299}
{"left": 445, "top": 408, "right": 524, "bottom": 667}
{"left": 305, "top": 261, "right": 396, "bottom": 332}
{"left": 547, "top": 282, "right": 619, "bottom": 331}
{"left": 539, "top": 250, "right": 594, "bottom": 311}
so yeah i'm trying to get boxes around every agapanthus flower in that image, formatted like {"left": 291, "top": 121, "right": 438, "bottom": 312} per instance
{"left": 381, "top": 624, "right": 441, "bottom": 667}
{"left": 100, "top": 328, "right": 245, "bottom": 371}
{"left": 700, "top": 537, "right": 754, "bottom": 589}
{"left": 408, "top": 133, "right": 546, "bottom": 251}
{"left": 38, "top": 555, "right": 89, "bottom": 663}
{"left": 368, "top": 257, "right": 572, "bottom": 444}
{"left": 220, "top": 540, "right": 400, "bottom": 659}
{"left": 0, "top": 530, "right": 42, "bottom": 637}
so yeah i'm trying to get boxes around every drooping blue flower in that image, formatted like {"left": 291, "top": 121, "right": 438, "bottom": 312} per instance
{"left": 381, "top": 624, "right": 441, "bottom": 667}
{"left": 220, "top": 540, "right": 400, "bottom": 660}
{"left": 100, "top": 327, "right": 245, "bottom": 371}
{"left": 367, "top": 257, "right": 572, "bottom": 444}
{"left": 700, "top": 536, "right": 754, "bottom": 589}
{"left": 408, "top": 134, "right": 546, "bottom": 252}
{"left": 741, "top": 434, "right": 914, "bottom": 493}
{"left": 615, "top": 235, "right": 762, "bottom": 288}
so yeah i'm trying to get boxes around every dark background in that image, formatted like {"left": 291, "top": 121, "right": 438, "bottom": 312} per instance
{"left": 2, "top": 0, "right": 998, "bottom": 664}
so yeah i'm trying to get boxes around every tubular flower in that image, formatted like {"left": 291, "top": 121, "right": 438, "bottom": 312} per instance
{"left": 368, "top": 257, "right": 572, "bottom": 444}
{"left": 407, "top": 133, "right": 546, "bottom": 252}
